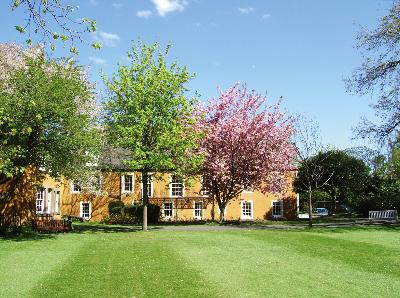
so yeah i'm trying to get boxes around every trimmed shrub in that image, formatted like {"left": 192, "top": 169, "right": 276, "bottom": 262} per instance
{"left": 108, "top": 200, "right": 125, "bottom": 215}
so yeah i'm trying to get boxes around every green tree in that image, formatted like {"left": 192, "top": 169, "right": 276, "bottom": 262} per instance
{"left": 346, "top": 1, "right": 400, "bottom": 143}
{"left": 104, "top": 41, "right": 203, "bottom": 231}
{"left": 0, "top": 44, "right": 100, "bottom": 227}
{"left": 315, "top": 150, "right": 370, "bottom": 211}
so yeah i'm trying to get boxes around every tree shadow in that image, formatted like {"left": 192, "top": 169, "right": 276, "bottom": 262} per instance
{"left": 0, "top": 230, "right": 57, "bottom": 242}
{"left": 71, "top": 223, "right": 160, "bottom": 233}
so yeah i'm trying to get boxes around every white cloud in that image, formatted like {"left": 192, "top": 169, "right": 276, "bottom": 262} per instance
{"left": 89, "top": 0, "right": 98, "bottom": 6}
{"left": 262, "top": 13, "right": 271, "bottom": 19}
{"left": 151, "top": 0, "right": 187, "bottom": 16}
{"left": 238, "top": 7, "right": 254, "bottom": 14}
{"left": 93, "top": 31, "right": 120, "bottom": 47}
{"left": 88, "top": 57, "right": 106, "bottom": 65}
{"left": 137, "top": 10, "right": 153, "bottom": 18}
{"left": 112, "top": 3, "right": 123, "bottom": 9}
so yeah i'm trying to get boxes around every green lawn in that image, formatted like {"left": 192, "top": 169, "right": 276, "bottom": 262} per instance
{"left": 1, "top": 224, "right": 399, "bottom": 297}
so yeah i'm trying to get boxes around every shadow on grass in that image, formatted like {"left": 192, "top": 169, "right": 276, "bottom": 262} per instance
{"left": 0, "top": 230, "right": 57, "bottom": 242}
{"left": 303, "top": 224, "right": 400, "bottom": 234}
{"left": 71, "top": 223, "right": 161, "bottom": 234}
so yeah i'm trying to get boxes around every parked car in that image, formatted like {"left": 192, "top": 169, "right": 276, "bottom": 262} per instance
{"left": 314, "top": 208, "right": 329, "bottom": 216}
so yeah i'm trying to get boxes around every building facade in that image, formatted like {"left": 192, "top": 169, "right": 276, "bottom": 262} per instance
{"left": 35, "top": 171, "right": 298, "bottom": 222}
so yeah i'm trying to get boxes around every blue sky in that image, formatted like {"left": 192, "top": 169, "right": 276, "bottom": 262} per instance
{"left": 0, "top": 0, "right": 393, "bottom": 149}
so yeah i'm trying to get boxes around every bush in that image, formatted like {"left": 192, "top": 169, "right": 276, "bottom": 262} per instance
{"left": 108, "top": 200, "right": 125, "bottom": 215}
{"left": 103, "top": 203, "right": 161, "bottom": 224}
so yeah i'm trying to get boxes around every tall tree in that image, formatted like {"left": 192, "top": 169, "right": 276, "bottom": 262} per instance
{"left": 346, "top": 1, "right": 400, "bottom": 144}
{"left": 199, "top": 84, "right": 296, "bottom": 222}
{"left": 10, "top": 0, "right": 101, "bottom": 53}
{"left": 293, "top": 117, "right": 331, "bottom": 227}
{"left": 0, "top": 43, "right": 100, "bottom": 227}
{"left": 104, "top": 41, "right": 203, "bottom": 231}
{"left": 296, "top": 150, "right": 370, "bottom": 213}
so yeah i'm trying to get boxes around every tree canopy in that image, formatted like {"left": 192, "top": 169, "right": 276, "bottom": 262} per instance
{"left": 199, "top": 84, "right": 296, "bottom": 221}
{"left": 104, "top": 41, "right": 203, "bottom": 230}
{"left": 0, "top": 43, "right": 100, "bottom": 188}
{"left": 295, "top": 150, "right": 370, "bottom": 211}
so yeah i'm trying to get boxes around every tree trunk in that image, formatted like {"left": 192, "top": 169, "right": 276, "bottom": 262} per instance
{"left": 308, "top": 188, "right": 313, "bottom": 228}
{"left": 211, "top": 196, "right": 215, "bottom": 222}
{"left": 142, "top": 171, "right": 149, "bottom": 231}
{"left": 219, "top": 205, "right": 225, "bottom": 223}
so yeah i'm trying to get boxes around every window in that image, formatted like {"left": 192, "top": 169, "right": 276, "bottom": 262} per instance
{"left": 163, "top": 202, "right": 173, "bottom": 218}
{"left": 72, "top": 181, "right": 81, "bottom": 193}
{"left": 121, "top": 174, "right": 134, "bottom": 193}
{"left": 141, "top": 173, "right": 153, "bottom": 198}
{"left": 241, "top": 200, "right": 253, "bottom": 220}
{"left": 80, "top": 202, "right": 91, "bottom": 220}
{"left": 170, "top": 175, "right": 183, "bottom": 197}
{"left": 201, "top": 175, "right": 211, "bottom": 196}
{"left": 194, "top": 201, "right": 203, "bottom": 219}
{"left": 272, "top": 201, "right": 283, "bottom": 218}
{"left": 46, "top": 188, "right": 52, "bottom": 214}
{"left": 36, "top": 188, "right": 45, "bottom": 214}
{"left": 54, "top": 191, "right": 60, "bottom": 214}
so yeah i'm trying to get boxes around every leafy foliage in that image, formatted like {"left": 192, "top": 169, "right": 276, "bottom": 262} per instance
{"left": 104, "top": 41, "right": 203, "bottom": 229}
{"left": 0, "top": 43, "right": 100, "bottom": 201}
{"left": 104, "top": 41, "right": 203, "bottom": 175}
{"left": 199, "top": 84, "right": 296, "bottom": 221}
{"left": 295, "top": 150, "right": 370, "bottom": 211}
{"left": 10, "top": 0, "right": 101, "bottom": 53}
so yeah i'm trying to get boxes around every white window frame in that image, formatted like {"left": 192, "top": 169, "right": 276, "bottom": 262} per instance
{"left": 272, "top": 200, "right": 284, "bottom": 218}
{"left": 169, "top": 174, "right": 184, "bottom": 197}
{"left": 201, "top": 175, "right": 211, "bottom": 197}
{"left": 140, "top": 173, "right": 153, "bottom": 198}
{"left": 241, "top": 200, "right": 254, "bottom": 220}
{"left": 121, "top": 173, "right": 134, "bottom": 194}
{"left": 71, "top": 181, "right": 81, "bottom": 194}
{"left": 36, "top": 188, "right": 45, "bottom": 214}
{"left": 193, "top": 201, "right": 203, "bottom": 220}
{"left": 80, "top": 201, "right": 92, "bottom": 220}
{"left": 46, "top": 188, "right": 52, "bottom": 214}
{"left": 54, "top": 190, "right": 60, "bottom": 214}
{"left": 162, "top": 201, "right": 174, "bottom": 219}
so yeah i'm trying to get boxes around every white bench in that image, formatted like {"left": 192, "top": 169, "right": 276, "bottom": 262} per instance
{"left": 369, "top": 210, "right": 398, "bottom": 223}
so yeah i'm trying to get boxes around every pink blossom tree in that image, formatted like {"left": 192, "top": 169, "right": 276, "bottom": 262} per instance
{"left": 199, "top": 84, "right": 296, "bottom": 221}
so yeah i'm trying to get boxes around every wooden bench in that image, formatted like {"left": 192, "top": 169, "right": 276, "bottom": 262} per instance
{"left": 32, "top": 218, "right": 72, "bottom": 232}
{"left": 369, "top": 210, "right": 398, "bottom": 223}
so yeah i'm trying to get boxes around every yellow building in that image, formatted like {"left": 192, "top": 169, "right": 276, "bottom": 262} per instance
{"left": 33, "top": 171, "right": 298, "bottom": 222}
{"left": 29, "top": 148, "right": 298, "bottom": 222}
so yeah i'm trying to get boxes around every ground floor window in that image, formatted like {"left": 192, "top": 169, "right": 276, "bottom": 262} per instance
{"left": 241, "top": 201, "right": 253, "bottom": 220}
{"left": 36, "top": 188, "right": 45, "bottom": 214}
{"left": 80, "top": 202, "right": 91, "bottom": 220}
{"left": 163, "top": 202, "right": 173, "bottom": 218}
{"left": 272, "top": 200, "right": 283, "bottom": 218}
{"left": 194, "top": 201, "right": 203, "bottom": 219}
